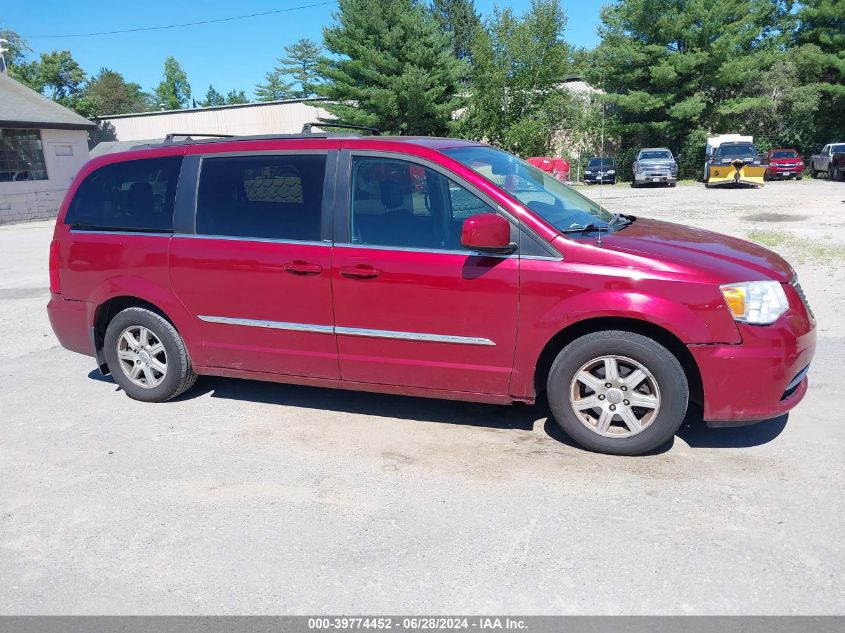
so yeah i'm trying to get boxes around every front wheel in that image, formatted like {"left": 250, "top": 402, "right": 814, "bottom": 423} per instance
{"left": 104, "top": 307, "right": 197, "bottom": 402}
{"left": 832, "top": 166, "right": 841, "bottom": 181}
{"left": 547, "top": 331, "right": 689, "bottom": 455}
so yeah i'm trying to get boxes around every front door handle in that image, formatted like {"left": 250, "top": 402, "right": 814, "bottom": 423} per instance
{"left": 284, "top": 261, "right": 323, "bottom": 275}
{"left": 340, "top": 265, "right": 382, "bottom": 279}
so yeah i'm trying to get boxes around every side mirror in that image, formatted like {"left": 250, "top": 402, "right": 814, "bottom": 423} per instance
{"left": 676, "top": 154, "right": 683, "bottom": 163}
{"left": 461, "top": 214, "right": 515, "bottom": 253}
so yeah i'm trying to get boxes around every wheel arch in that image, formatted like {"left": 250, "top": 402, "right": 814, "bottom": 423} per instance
{"left": 533, "top": 316, "right": 703, "bottom": 407}
{"left": 92, "top": 296, "right": 182, "bottom": 374}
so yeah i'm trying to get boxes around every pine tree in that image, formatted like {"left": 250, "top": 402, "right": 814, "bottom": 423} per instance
{"left": 225, "top": 89, "right": 249, "bottom": 104}
{"left": 202, "top": 85, "right": 226, "bottom": 107}
{"left": 254, "top": 70, "right": 296, "bottom": 101}
{"left": 317, "top": 0, "right": 466, "bottom": 135}
{"left": 278, "top": 38, "right": 323, "bottom": 98}
{"left": 432, "top": 0, "right": 481, "bottom": 61}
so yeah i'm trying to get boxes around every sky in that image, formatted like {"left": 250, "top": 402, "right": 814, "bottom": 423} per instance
{"left": 2, "top": 0, "right": 605, "bottom": 101}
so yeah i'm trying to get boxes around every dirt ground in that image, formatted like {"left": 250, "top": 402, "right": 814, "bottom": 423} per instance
{"left": 1, "top": 178, "right": 843, "bottom": 614}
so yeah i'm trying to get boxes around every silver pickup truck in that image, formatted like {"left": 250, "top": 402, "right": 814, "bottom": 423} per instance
{"left": 810, "top": 143, "right": 845, "bottom": 179}
{"left": 631, "top": 148, "right": 678, "bottom": 187}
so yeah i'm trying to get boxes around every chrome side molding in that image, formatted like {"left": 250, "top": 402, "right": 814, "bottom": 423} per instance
{"left": 197, "top": 315, "right": 495, "bottom": 346}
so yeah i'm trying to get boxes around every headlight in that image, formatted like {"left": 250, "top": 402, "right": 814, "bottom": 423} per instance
{"left": 584, "top": 170, "right": 593, "bottom": 175}
{"left": 720, "top": 281, "right": 789, "bottom": 325}
{"left": 607, "top": 170, "right": 615, "bottom": 174}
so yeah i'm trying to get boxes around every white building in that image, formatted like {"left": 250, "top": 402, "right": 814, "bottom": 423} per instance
{"left": 94, "top": 98, "right": 333, "bottom": 147}
{"left": 0, "top": 73, "right": 94, "bottom": 224}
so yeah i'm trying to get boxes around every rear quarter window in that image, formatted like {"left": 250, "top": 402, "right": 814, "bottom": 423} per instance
{"left": 65, "top": 156, "right": 183, "bottom": 232}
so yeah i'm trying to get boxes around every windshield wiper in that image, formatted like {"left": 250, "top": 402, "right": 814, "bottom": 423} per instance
{"left": 560, "top": 222, "right": 608, "bottom": 233}
{"left": 607, "top": 213, "right": 634, "bottom": 227}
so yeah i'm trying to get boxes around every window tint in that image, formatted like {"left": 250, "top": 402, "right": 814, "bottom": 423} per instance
{"left": 351, "top": 157, "right": 496, "bottom": 250}
{"left": 66, "top": 156, "right": 182, "bottom": 231}
{"left": 196, "top": 154, "right": 326, "bottom": 241}
{"left": 0, "top": 129, "right": 48, "bottom": 181}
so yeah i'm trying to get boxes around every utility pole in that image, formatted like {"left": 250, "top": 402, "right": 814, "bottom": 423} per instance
{"left": 0, "top": 39, "right": 9, "bottom": 75}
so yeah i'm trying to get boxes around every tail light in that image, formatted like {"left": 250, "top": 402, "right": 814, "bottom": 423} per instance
{"left": 49, "top": 239, "right": 61, "bottom": 294}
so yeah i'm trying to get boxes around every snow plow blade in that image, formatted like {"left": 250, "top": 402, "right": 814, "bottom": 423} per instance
{"left": 706, "top": 160, "right": 766, "bottom": 187}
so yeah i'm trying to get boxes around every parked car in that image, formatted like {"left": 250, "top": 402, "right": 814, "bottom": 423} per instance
{"left": 526, "top": 156, "right": 570, "bottom": 182}
{"left": 583, "top": 157, "right": 617, "bottom": 185}
{"left": 764, "top": 149, "right": 804, "bottom": 181}
{"left": 810, "top": 143, "right": 845, "bottom": 180}
{"left": 631, "top": 148, "right": 678, "bottom": 187}
{"left": 705, "top": 135, "right": 765, "bottom": 187}
{"left": 47, "top": 128, "right": 816, "bottom": 455}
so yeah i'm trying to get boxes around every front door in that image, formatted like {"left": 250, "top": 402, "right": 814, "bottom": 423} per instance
{"left": 331, "top": 154, "right": 519, "bottom": 395}
{"left": 169, "top": 150, "right": 339, "bottom": 378}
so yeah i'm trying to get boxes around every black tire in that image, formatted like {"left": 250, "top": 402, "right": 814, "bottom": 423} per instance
{"left": 796, "top": 176, "right": 802, "bottom": 181}
{"left": 546, "top": 330, "right": 689, "bottom": 455}
{"left": 811, "top": 167, "right": 818, "bottom": 179}
{"left": 104, "top": 307, "right": 197, "bottom": 402}
{"left": 669, "top": 182, "right": 677, "bottom": 187}
{"left": 833, "top": 166, "right": 841, "bottom": 181}
{"left": 631, "top": 181, "right": 639, "bottom": 188}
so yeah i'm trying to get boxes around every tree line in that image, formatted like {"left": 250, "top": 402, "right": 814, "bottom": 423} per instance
{"left": 2, "top": 0, "right": 842, "bottom": 179}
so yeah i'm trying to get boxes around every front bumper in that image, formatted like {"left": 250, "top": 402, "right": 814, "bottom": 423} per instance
{"left": 584, "top": 173, "right": 616, "bottom": 183}
{"left": 689, "top": 288, "right": 816, "bottom": 423}
{"left": 634, "top": 171, "right": 677, "bottom": 184}
{"left": 767, "top": 165, "right": 804, "bottom": 178}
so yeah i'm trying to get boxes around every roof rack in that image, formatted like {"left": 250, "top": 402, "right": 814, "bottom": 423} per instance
{"left": 301, "top": 122, "right": 380, "bottom": 135}
{"left": 163, "top": 133, "right": 235, "bottom": 144}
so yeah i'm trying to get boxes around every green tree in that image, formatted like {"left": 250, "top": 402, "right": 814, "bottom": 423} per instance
{"left": 35, "top": 50, "right": 87, "bottom": 100}
{"left": 225, "top": 89, "right": 249, "bottom": 104}
{"left": 0, "top": 27, "right": 40, "bottom": 88}
{"left": 202, "top": 85, "right": 226, "bottom": 106}
{"left": 278, "top": 38, "right": 323, "bottom": 98}
{"left": 432, "top": 0, "right": 481, "bottom": 60}
{"left": 317, "top": 0, "right": 466, "bottom": 135}
{"left": 458, "top": 0, "right": 575, "bottom": 156}
{"left": 154, "top": 56, "right": 191, "bottom": 110}
{"left": 794, "top": 0, "right": 845, "bottom": 144}
{"left": 254, "top": 70, "right": 296, "bottom": 101}
{"left": 589, "top": 0, "right": 794, "bottom": 177}
{"left": 85, "top": 68, "right": 149, "bottom": 116}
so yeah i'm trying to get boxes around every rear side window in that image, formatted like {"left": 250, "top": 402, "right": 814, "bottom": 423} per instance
{"left": 66, "top": 156, "right": 182, "bottom": 232}
{"left": 196, "top": 154, "right": 326, "bottom": 241}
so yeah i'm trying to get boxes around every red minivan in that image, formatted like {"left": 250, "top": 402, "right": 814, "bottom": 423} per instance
{"left": 47, "top": 130, "right": 816, "bottom": 455}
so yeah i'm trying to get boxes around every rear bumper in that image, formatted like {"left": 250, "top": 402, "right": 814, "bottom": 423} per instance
{"left": 689, "top": 303, "right": 816, "bottom": 423}
{"left": 47, "top": 294, "right": 94, "bottom": 357}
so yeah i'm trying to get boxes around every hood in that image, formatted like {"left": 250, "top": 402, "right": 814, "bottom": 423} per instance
{"left": 602, "top": 217, "right": 794, "bottom": 283}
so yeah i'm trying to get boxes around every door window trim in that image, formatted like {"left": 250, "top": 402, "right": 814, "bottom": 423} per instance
{"left": 176, "top": 149, "right": 337, "bottom": 243}
{"left": 336, "top": 149, "right": 560, "bottom": 258}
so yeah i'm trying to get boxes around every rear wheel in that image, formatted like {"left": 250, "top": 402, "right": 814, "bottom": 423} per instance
{"left": 547, "top": 331, "right": 689, "bottom": 455}
{"left": 104, "top": 307, "right": 197, "bottom": 402}
{"left": 812, "top": 167, "right": 819, "bottom": 178}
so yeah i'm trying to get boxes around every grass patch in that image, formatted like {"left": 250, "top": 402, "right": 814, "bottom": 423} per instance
{"left": 745, "top": 229, "right": 845, "bottom": 263}
{"left": 746, "top": 229, "right": 789, "bottom": 248}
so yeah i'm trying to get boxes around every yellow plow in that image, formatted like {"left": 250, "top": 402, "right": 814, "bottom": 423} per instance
{"left": 706, "top": 159, "right": 766, "bottom": 188}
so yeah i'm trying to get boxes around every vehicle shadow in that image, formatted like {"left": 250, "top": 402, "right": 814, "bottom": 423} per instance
{"left": 87, "top": 371, "right": 789, "bottom": 450}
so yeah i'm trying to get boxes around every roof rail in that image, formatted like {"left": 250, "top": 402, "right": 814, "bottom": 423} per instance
{"left": 302, "top": 122, "right": 380, "bottom": 135}
{"left": 163, "top": 133, "right": 236, "bottom": 144}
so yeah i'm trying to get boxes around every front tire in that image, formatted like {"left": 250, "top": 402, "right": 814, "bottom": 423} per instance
{"left": 104, "top": 307, "right": 197, "bottom": 402}
{"left": 547, "top": 331, "right": 689, "bottom": 455}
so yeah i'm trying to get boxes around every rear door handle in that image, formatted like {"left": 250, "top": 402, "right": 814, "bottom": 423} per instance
{"left": 340, "top": 265, "right": 382, "bottom": 279}
{"left": 284, "top": 261, "right": 323, "bottom": 275}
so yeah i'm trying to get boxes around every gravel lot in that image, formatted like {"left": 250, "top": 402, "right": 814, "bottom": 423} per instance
{"left": 1, "top": 179, "right": 843, "bottom": 615}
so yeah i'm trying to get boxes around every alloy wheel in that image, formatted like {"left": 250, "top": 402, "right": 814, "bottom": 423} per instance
{"left": 116, "top": 325, "right": 168, "bottom": 389}
{"left": 569, "top": 355, "right": 661, "bottom": 438}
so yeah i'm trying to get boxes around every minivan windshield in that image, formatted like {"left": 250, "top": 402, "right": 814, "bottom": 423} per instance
{"left": 442, "top": 146, "right": 613, "bottom": 232}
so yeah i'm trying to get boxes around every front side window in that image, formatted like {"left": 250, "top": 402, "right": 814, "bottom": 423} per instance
{"left": 0, "top": 128, "right": 48, "bottom": 182}
{"left": 196, "top": 154, "right": 326, "bottom": 241}
{"left": 65, "top": 156, "right": 182, "bottom": 232}
{"left": 350, "top": 156, "right": 495, "bottom": 250}
{"left": 443, "top": 146, "right": 612, "bottom": 232}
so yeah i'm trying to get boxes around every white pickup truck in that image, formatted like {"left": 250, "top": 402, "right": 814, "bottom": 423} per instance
{"left": 810, "top": 143, "right": 845, "bottom": 180}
